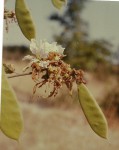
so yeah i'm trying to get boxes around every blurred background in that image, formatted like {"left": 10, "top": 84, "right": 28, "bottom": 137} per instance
{"left": 1, "top": 0, "right": 119, "bottom": 150}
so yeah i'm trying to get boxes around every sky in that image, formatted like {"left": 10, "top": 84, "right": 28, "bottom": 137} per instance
{"left": 81, "top": 1, "right": 119, "bottom": 51}
{"left": 3, "top": 0, "right": 119, "bottom": 52}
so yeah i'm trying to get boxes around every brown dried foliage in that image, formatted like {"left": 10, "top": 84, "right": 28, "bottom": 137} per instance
{"left": 31, "top": 52, "right": 86, "bottom": 98}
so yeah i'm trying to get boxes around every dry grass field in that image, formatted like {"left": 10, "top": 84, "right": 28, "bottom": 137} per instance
{"left": 0, "top": 103, "right": 119, "bottom": 150}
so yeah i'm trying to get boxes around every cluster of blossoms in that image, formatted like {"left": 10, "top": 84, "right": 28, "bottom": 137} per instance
{"left": 4, "top": 9, "right": 16, "bottom": 32}
{"left": 23, "top": 39, "right": 86, "bottom": 98}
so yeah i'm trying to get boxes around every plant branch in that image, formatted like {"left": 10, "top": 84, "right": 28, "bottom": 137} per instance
{"left": 8, "top": 72, "right": 32, "bottom": 79}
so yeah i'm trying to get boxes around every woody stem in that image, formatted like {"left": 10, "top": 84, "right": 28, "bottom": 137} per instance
{"left": 8, "top": 72, "right": 32, "bottom": 79}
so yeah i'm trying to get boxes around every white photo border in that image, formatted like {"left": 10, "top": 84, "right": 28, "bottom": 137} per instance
{"left": 0, "top": 0, "right": 4, "bottom": 112}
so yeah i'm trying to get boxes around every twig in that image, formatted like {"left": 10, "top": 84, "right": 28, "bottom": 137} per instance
{"left": 8, "top": 72, "right": 32, "bottom": 79}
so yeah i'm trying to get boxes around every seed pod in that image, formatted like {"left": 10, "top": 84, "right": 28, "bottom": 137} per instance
{"left": 0, "top": 68, "right": 23, "bottom": 140}
{"left": 51, "top": 0, "right": 67, "bottom": 9}
{"left": 77, "top": 83, "right": 108, "bottom": 139}
{"left": 15, "top": 0, "right": 36, "bottom": 41}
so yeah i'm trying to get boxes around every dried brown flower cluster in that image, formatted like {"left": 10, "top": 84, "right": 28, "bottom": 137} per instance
{"left": 4, "top": 9, "right": 17, "bottom": 32}
{"left": 31, "top": 52, "right": 86, "bottom": 98}
{"left": 3, "top": 63, "right": 15, "bottom": 74}
{"left": 22, "top": 39, "right": 86, "bottom": 98}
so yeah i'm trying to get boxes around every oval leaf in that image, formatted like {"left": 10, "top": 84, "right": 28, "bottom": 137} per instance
{"left": 15, "top": 0, "right": 36, "bottom": 41}
{"left": 77, "top": 83, "right": 108, "bottom": 139}
{"left": 51, "top": 0, "right": 67, "bottom": 9}
{"left": 0, "top": 68, "right": 23, "bottom": 140}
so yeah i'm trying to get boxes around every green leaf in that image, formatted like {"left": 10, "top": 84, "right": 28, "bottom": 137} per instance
{"left": 77, "top": 83, "right": 108, "bottom": 139}
{"left": 51, "top": 0, "right": 67, "bottom": 9}
{"left": 15, "top": 0, "right": 36, "bottom": 41}
{"left": 0, "top": 68, "right": 23, "bottom": 140}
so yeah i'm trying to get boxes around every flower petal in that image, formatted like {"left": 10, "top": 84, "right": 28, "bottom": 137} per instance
{"left": 30, "top": 39, "right": 39, "bottom": 55}
{"left": 29, "top": 39, "right": 65, "bottom": 59}
{"left": 22, "top": 55, "right": 34, "bottom": 61}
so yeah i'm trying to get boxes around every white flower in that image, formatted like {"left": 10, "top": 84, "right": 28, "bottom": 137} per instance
{"left": 22, "top": 39, "right": 65, "bottom": 72}
{"left": 30, "top": 39, "right": 65, "bottom": 58}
